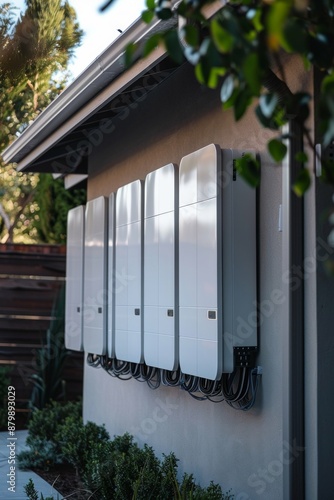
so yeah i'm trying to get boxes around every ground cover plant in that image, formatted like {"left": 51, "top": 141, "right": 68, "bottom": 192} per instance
{"left": 19, "top": 400, "right": 233, "bottom": 499}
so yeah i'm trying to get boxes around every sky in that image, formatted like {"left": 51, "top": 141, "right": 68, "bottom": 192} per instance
{"left": 11, "top": 0, "right": 146, "bottom": 80}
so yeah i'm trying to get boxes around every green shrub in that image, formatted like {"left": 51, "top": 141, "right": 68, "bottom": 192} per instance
{"left": 21, "top": 403, "right": 233, "bottom": 500}
{"left": 18, "top": 400, "right": 82, "bottom": 470}
{"left": 179, "top": 474, "right": 227, "bottom": 499}
{"left": 82, "top": 439, "right": 115, "bottom": 496}
{"left": 24, "top": 478, "right": 59, "bottom": 500}
{"left": 112, "top": 440, "right": 162, "bottom": 500}
{"left": 82, "top": 433, "right": 162, "bottom": 499}
{"left": 24, "top": 479, "right": 39, "bottom": 500}
{"left": 26, "top": 400, "right": 81, "bottom": 448}
{"left": 56, "top": 417, "right": 110, "bottom": 477}
{"left": 82, "top": 433, "right": 230, "bottom": 500}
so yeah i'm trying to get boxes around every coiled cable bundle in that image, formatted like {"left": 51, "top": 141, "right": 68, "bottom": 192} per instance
{"left": 86, "top": 353, "right": 261, "bottom": 411}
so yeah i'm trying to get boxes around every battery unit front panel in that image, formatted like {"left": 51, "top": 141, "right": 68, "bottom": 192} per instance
{"left": 179, "top": 144, "right": 222, "bottom": 380}
{"left": 83, "top": 196, "right": 108, "bottom": 355}
{"left": 65, "top": 205, "right": 85, "bottom": 352}
{"left": 144, "top": 164, "right": 177, "bottom": 371}
{"left": 115, "top": 181, "right": 143, "bottom": 363}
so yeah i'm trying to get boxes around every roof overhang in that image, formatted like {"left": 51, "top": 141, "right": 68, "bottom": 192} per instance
{"left": 2, "top": 15, "right": 176, "bottom": 172}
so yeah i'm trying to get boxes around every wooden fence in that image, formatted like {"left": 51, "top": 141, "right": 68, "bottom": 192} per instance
{"left": 0, "top": 244, "right": 83, "bottom": 427}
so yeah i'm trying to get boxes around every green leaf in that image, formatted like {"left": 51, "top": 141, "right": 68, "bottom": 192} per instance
{"left": 156, "top": 7, "right": 173, "bottom": 20}
{"left": 163, "top": 30, "right": 184, "bottom": 64}
{"left": 195, "top": 62, "right": 225, "bottom": 88}
{"left": 143, "top": 34, "right": 161, "bottom": 58}
{"left": 242, "top": 52, "right": 261, "bottom": 95}
{"left": 321, "top": 73, "right": 334, "bottom": 94}
{"left": 282, "top": 17, "right": 308, "bottom": 53}
{"left": 195, "top": 62, "right": 205, "bottom": 85}
{"left": 235, "top": 154, "right": 261, "bottom": 187}
{"left": 182, "top": 24, "right": 200, "bottom": 48}
{"left": 208, "top": 67, "right": 226, "bottom": 89}
{"left": 266, "top": 1, "right": 292, "bottom": 51}
{"left": 124, "top": 42, "right": 137, "bottom": 67}
{"left": 222, "top": 88, "right": 238, "bottom": 110}
{"left": 292, "top": 168, "right": 311, "bottom": 196}
{"left": 268, "top": 138, "right": 287, "bottom": 162}
{"left": 247, "top": 8, "right": 263, "bottom": 32}
{"left": 234, "top": 89, "right": 252, "bottom": 121}
{"left": 146, "top": 0, "right": 155, "bottom": 9}
{"left": 211, "top": 18, "right": 233, "bottom": 53}
{"left": 141, "top": 10, "right": 154, "bottom": 24}
{"left": 259, "top": 93, "right": 278, "bottom": 118}
{"left": 295, "top": 151, "right": 308, "bottom": 163}
{"left": 220, "top": 74, "right": 234, "bottom": 103}
{"left": 255, "top": 104, "right": 285, "bottom": 130}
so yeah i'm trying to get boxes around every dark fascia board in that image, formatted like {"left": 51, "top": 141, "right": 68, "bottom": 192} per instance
{"left": 2, "top": 15, "right": 176, "bottom": 166}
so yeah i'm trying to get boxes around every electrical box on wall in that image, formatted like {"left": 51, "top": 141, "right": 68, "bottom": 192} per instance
{"left": 65, "top": 205, "right": 85, "bottom": 352}
{"left": 144, "top": 163, "right": 178, "bottom": 371}
{"left": 115, "top": 180, "right": 144, "bottom": 363}
{"left": 222, "top": 149, "right": 257, "bottom": 372}
{"left": 83, "top": 196, "right": 108, "bottom": 355}
{"left": 179, "top": 144, "right": 257, "bottom": 380}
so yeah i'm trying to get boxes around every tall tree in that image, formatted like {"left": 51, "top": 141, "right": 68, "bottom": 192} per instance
{"left": 0, "top": 1, "right": 84, "bottom": 243}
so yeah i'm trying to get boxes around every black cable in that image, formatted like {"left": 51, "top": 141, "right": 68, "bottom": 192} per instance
{"left": 86, "top": 355, "right": 261, "bottom": 410}
{"left": 222, "top": 368, "right": 248, "bottom": 402}
{"left": 146, "top": 368, "right": 161, "bottom": 390}
{"left": 87, "top": 353, "right": 101, "bottom": 367}
{"left": 228, "top": 368, "right": 261, "bottom": 411}
{"left": 161, "top": 368, "right": 182, "bottom": 386}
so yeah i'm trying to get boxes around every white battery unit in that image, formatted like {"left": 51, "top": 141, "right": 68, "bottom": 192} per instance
{"left": 65, "top": 205, "right": 85, "bottom": 351}
{"left": 107, "top": 193, "right": 116, "bottom": 358}
{"left": 179, "top": 144, "right": 257, "bottom": 380}
{"left": 179, "top": 144, "right": 222, "bottom": 380}
{"left": 115, "top": 180, "right": 143, "bottom": 363}
{"left": 83, "top": 196, "right": 108, "bottom": 355}
{"left": 144, "top": 163, "right": 178, "bottom": 371}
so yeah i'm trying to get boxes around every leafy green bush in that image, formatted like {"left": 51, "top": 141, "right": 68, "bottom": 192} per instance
{"left": 179, "top": 474, "right": 228, "bottom": 499}
{"left": 87, "top": 434, "right": 162, "bottom": 500}
{"left": 56, "top": 417, "right": 110, "bottom": 476}
{"left": 21, "top": 402, "right": 233, "bottom": 499}
{"left": 26, "top": 400, "right": 81, "bottom": 447}
{"left": 24, "top": 478, "right": 58, "bottom": 500}
{"left": 83, "top": 433, "right": 231, "bottom": 500}
{"left": 18, "top": 400, "right": 82, "bottom": 470}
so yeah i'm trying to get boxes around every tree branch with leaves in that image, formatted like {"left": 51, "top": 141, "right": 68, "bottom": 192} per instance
{"left": 101, "top": 0, "right": 334, "bottom": 195}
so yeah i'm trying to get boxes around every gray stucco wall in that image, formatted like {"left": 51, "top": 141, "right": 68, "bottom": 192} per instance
{"left": 83, "top": 62, "right": 287, "bottom": 498}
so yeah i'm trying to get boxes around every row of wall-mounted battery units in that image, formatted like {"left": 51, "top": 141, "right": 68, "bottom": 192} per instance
{"left": 65, "top": 144, "right": 257, "bottom": 381}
